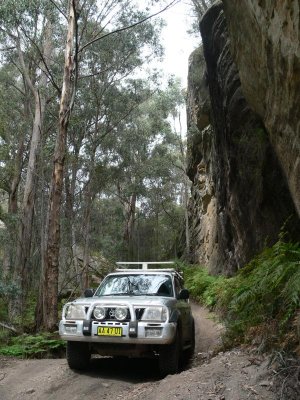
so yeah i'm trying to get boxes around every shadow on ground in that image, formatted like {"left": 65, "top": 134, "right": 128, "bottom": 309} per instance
{"left": 81, "top": 356, "right": 161, "bottom": 382}
{"left": 75, "top": 355, "right": 194, "bottom": 383}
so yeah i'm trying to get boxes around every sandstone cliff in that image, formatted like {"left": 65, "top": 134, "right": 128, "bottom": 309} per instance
{"left": 187, "top": 1, "right": 299, "bottom": 274}
{"left": 223, "top": 0, "right": 300, "bottom": 217}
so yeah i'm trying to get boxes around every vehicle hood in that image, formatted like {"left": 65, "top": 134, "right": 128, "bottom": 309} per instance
{"left": 68, "top": 295, "right": 176, "bottom": 307}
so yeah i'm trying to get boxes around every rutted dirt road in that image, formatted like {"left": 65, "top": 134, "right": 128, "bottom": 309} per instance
{"left": 0, "top": 304, "right": 276, "bottom": 400}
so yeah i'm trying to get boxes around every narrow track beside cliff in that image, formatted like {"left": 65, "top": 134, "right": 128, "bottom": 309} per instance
{"left": 0, "top": 304, "right": 276, "bottom": 400}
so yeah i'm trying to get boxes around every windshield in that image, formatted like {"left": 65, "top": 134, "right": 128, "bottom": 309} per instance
{"left": 95, "top": 274, "right": 174, "bottom": 297}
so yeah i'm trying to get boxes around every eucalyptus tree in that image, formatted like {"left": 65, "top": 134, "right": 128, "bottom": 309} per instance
{"left": 0, "top": 64, "right": 28, "bottom": 280}
{"left": 97, "top": 78, "right": 186, "bottom": 260}
{"left": 42, "top": 0, "right": 176, "bottom": 330}
{"left": 59, "top": 76, "right": 187, "bottom": 268}
{"left": 0, "top": 1, "right": 61, "bottom": 319}
{"left": 0, "top": 0, "right": 183, "bottom": 329}
{"left": 61, "top": 50, "right": 163, "bottom": 289}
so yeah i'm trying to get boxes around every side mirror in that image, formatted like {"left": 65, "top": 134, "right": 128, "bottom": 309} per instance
{"left": 84, "top": 288, "right": 94, "bottom": 298}
{"left": 178, "top": 288, "right": 189, "bottom": 300}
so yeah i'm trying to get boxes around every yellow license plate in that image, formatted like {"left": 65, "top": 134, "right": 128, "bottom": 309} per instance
{"left": 97, "top": 326, "right": 123, "bottom": 337}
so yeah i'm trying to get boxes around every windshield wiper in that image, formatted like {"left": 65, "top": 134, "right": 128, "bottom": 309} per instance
{"left": 112, "top": 292, "right": 133, "bottom": 296}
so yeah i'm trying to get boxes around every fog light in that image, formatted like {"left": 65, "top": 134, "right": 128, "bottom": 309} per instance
{"left": 94, "top": 306, "right": 106, "bottom": 320}
{"left": 145, "top": 328, "right": 162, "bottom": 338}
{"left": 65, "top": 325, "right": 77, "bottom": 334}
{"left": 115, "top": 307, "right": 128, "bottom": 321}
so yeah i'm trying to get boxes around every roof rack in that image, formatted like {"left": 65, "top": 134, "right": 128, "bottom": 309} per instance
{"left": 115, "top": 261, "right": 175, "bottom": 270}
{"left": 115, "top": 268, "right": 175, "bottom": 273}
{"left": 115, "top": 261, "right": 184, "bottom": 282}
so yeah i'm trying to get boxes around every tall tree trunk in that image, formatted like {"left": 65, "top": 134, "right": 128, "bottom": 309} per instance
{"left": 3, "top": 134, "right": 24, "bottom": 280}
{"left": 12, "top": 20, "right": 52, "bottom": 319}
{"left": 64, "top": 142, "right": 81, "bottom": 284}
{"left": 82, "top": 188, "right": 94, "bottom": 289}
{"left": 42, "top": 1, "right": 78, "bottom": 331}
{"left": 14, "top": 93, "right": 45, "bottom": 307}
{"left": 123, "top": 193, "right": 136, "bottom": 258}
{"left": 81, "top": 143, "right": 97, "bottom": 289}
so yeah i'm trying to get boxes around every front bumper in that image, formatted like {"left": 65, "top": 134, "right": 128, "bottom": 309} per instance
{"left": 59, "top": 319, "right": 176, "bottom": 344}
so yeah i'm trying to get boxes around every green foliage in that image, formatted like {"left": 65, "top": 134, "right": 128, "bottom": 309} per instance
{"left": 0, "top": 279, "right": 21, "bottom": 321}
{"left": 182, "top": 264, "right": 228, "bottom": 309}
{"left": 0, "top": 280, "right": 20, "bottom": 297}
{"left": 21, "top": 293, "right": 38, "bottom": 329}
{"left": 182, "top": 239, "right": 300, "bottom": 349}
{"left": 0, "top": 299, "right": 8, "bottom": 321}
{"left": 0, "top": 333, "right": 65, "bottom": 358}
{"left": 0, "top": 0, "right": 185, "bottom": 329}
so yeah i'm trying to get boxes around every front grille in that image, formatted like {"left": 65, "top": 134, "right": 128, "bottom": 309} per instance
{"left": 135, "top": 308, "right": 145, "bottom": 320}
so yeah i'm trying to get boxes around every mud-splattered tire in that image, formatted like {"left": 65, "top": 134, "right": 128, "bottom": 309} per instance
{"left": 66, "top": 341, "right": 91, "bottom": 370}
{"left": 184, "top": 317, "right": 195, "bottom": 362}
{"left": 159, "top": 330, "right": 181, "bottom": 377}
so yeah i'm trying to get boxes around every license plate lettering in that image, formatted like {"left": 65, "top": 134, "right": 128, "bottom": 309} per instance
{"left": 97, "top": 326, "right": 122, "bottom": 336}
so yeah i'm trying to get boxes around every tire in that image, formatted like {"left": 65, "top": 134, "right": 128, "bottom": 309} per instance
{"left": 159, "top": 329, "right": 181, "bottom": 377}
{"left": 184, "top": 317, "right": 195, "bottom": 362}
{"left": 66, "top": 341, "right": 91, "bottom": 370}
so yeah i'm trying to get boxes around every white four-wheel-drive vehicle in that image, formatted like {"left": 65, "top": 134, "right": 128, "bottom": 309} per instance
{"left": 59, "top": 262, "right": 195, "bottom": 376}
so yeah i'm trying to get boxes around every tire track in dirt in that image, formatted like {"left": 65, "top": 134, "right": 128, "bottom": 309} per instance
{"left": 4, "top": 304, "right": 265, "bottom": 400}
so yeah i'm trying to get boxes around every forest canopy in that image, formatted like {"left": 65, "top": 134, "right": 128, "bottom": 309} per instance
{"left": 0, "top": 0, "right": 189, "bottom": 331}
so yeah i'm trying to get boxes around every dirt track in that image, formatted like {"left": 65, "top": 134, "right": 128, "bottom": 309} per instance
{"left": 0, "top": 304, "right": 276, "bottom": 400}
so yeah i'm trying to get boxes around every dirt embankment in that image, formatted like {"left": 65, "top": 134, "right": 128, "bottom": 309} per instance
{"left": 0, "top": 304, "right": 277, "bottom": 400}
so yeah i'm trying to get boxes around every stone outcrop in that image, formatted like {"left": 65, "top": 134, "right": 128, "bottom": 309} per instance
{"left": 187, "top": 2, "right": 299, "bottom": 274}
{"left": 186, "top": 47, "right": 219, "bottom": 268}
{"left": 222, "top": 0, "right": 300, "bottom": 217}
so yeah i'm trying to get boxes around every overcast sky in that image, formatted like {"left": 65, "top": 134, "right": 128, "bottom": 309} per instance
{"left": 159, "top": 1, "right": 200, "bottom": 86}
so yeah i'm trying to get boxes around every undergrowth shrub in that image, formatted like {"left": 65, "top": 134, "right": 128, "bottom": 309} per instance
{"left": 0, "top": 333, "right": 65, "bottom": 358}
{"left": 182, "top": 238, "right": 300, "bottom": 350}
{"left": 0, "top": 280, "right": 21, "bottom": 322}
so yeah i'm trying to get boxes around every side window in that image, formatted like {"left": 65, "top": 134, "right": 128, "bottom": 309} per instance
{"left": 174, "top": 278, "right": 182, "bottom": 298}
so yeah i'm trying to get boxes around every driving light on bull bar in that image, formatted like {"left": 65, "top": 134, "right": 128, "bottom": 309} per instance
{"left": 93, "top": 306, "right": 106, "bottom": 320}
{"left": 115, "top": 307, "right": 128, "bottom": 321}
{"left": 65, "top": 304, "right": 86, "bottom": 320}
{"left": 142, "top": 306, "right": 167, "bottom": 322}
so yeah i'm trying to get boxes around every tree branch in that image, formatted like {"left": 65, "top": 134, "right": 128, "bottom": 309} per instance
{"left": 0, "top": 46, "right": 16, "bottom": 51}
{"left": 161, "top": 200, "right": 177, "bottom": 223}
{"left": 16, "top": 32, "right": 36, "bottom": 97}
{"left": 171, "top": 160, "right": 186, "bottom": 174}
{"left": 19, "top": 27, "right": 62, "bottom": 95}
{"left": 48, "top": 0, "right": 68, "bottom": 20}
{"left": 0, "top": 322, "right": 18, "bottom": 333}
{"left": 78, "top": 0, "right": 180, "bottom": 54}
{"left": 9, "top": 82, "right": 26, "bottom": 97}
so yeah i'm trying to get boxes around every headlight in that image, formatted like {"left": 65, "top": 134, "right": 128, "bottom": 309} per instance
{"left": 115, "top": 307, "right": 128, "bottom": 321}
{"left": 142, "top": 306, "right": 168, "bottom": 322}
{"left": 93, "top": 306, "right": 106, "bottom": 320}
{"left": 65, "top": 304, "right": 86, "bottom": 320}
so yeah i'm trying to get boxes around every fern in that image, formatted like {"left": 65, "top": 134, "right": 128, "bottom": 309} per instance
{"left": 0, "top": 333, "right": 65, "bottom": 358}
{"left": 182, "top": 238, "right": 300, "bottom": 350}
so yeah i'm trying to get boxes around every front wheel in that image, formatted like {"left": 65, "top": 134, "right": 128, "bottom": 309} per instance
{"left": 184, "top": 317, "right": 195, "bottom": 362}
{"left": 159, "top": 330, "right": 181, "bottom": 377}
{"left": 66, "top": 341, "right": 91, "bottom": 370}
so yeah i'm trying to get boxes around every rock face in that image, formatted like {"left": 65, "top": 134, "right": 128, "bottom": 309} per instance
{"left": 222, "top": 0, "right": 300, "bottom": 217}
{"left": 186, "top": 47, "right": 219, "bottom": 268}
{"left": 187, "top": 2, "right": 299, "bottom": 274}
